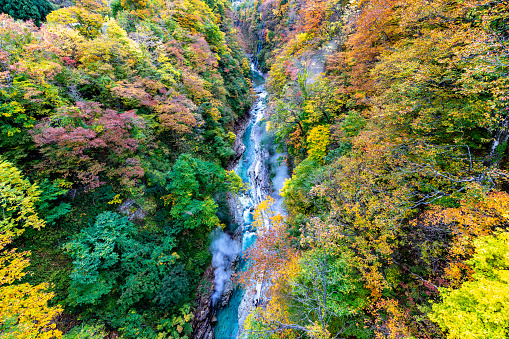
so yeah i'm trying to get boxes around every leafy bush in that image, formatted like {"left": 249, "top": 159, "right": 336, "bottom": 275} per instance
{"left": 63, "top": 322, "right": 107, "bottom": 339}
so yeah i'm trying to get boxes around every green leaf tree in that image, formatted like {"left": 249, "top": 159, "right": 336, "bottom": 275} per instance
{"left": 289, "top": 250, "right": 371, "bottom": 339}
{"left": 64, "top": 211, "right": 178, "bottom": 311}
{"left": 0, "top": 0, "right": 52, "bottom": 25}
{"left": 429, "top": 231, "right": 509, "bottom": 339}
{"left": 166, "top": 154, "right": 243, "bottom": 231}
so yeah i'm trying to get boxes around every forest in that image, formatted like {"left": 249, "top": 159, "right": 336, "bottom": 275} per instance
{"left": 1, "top": 0, "right": 508, "bottom": 338}
{"left": 237, "top": 0, "right": 509, "bottom": 338}
{"left": 0, "top": 0, "right": 252, "bottom": 337}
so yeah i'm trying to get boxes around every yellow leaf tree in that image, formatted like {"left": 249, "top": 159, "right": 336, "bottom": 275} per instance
{"left": 429, "top": 231, "right": 509, "bottom": 339}
{"left": 0, "top": 234, "right": 62, "bottom": 338}
{"left": 0, "top": 160, "right": 62, "bottom": 338}
{"left": 306, "top": 124, "right": 330, "bottom": 162}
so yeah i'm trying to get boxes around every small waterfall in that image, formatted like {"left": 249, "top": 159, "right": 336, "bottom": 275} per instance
{"left": 253, "top": 23, "right": 265, "bottom": 69}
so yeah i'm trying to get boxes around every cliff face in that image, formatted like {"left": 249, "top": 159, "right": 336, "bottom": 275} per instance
{"left": 192, "top": 265, "right": 216, "bottom": 339}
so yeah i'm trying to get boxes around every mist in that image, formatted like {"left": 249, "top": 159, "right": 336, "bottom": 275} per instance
{"left": 210, "top": 229, "right": 241, "bottom": 306}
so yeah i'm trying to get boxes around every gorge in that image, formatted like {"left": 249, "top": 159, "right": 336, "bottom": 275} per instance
{"left": 1, "top": 0, "right": 509, "bottom": 338}
{"left": 212, "top": 64, "right": 289, "bottom": 339}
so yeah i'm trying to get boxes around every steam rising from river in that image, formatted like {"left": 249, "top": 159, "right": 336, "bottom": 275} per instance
{"left": 210, "top": 230, "right": 240, "bottom": 306}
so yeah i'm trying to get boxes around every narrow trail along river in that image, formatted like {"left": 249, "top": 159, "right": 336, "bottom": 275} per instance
{"left": 213, "top": 65, "right": 289, "bottom": 339}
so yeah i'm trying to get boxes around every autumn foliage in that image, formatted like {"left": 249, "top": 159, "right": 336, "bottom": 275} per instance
{"left": 0, "top": 0, "right": 252, "bottom": 336}
{"left": 237, "top": 0, "right": 509, "bottom": 338}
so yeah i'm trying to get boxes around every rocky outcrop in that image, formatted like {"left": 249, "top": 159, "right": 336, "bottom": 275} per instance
{"left": 192, "top": 266, "right": 216, "bottom": 339}
{"left": 226, "top": 192, "right": 244, "bottom": 228}
{"left": 49, "top": 0, "right": 73, "bottom": 8}
{"left": 118, "top": 199, "right": 146, "bottom": 222}
{"left": 218, "top": 251, "right": 240, "bottom": 308}
{"left": 228, "top": 109, "right": 251, "bottom": 171}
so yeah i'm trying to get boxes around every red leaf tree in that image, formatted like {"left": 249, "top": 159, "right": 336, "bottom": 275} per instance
{"left": 31, "top": 102, "right": 145, "bottom": 190}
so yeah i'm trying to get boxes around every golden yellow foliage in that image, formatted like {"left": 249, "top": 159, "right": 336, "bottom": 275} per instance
{"left": 0, "top": 234, "right": 62, "bottom": 338}
{"left": 306, "top": 124, "right": 330, "bottom": 162}
{"left": 47, "top": 7, "right": 104, "bottom": 39}
{"left": 0, "top": 161, "right": 61, "bottom": 337}
{"left": 0, "top": 160, "right": 45, "bottom": 238}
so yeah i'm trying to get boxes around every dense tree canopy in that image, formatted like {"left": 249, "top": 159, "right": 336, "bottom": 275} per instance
{"left": 1, "top": 0, "right": 508, "bottom": 337}
{"left": 236, "top": 0, "right": 509, "bottom": 338}
{"left": 0, "top": 0, "right": 52, "bottom": 25}
{"left": 0, "top": 0, "right": 251, "bottom": 335}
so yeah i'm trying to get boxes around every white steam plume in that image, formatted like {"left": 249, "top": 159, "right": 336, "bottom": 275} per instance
{"left": 210, "top": 230, "right": 240, "bottom": 306}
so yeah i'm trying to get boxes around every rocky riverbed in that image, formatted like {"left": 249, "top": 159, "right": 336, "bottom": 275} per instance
{"left": 192, "top": 64, "right": 288, "bottom": 339}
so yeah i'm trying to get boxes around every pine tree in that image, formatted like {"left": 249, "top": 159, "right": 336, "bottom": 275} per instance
{"left": 0, "top": 0, "right": 52, "bottom": 25}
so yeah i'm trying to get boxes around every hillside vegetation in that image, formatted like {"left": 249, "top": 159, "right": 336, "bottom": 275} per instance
{"left": 0, "top": 0, "right": 252, "bottom": 337}
{"left": 2, "top": 0, "right": 509, "bottom": 338}
{"left": 237, "top": 0, "right": 509, "bottom": 338}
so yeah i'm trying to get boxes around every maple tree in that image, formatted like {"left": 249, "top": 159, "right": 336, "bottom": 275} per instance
{"left": 31, "top": 102, "right": 145, "bottom": 190}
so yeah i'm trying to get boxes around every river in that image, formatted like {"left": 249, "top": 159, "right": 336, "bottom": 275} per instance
{"left": 213, "top": 64, "right": 289, "bottom": 339}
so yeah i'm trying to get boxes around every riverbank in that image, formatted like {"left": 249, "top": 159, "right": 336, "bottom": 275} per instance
{"left": 192, "top": 63, "right": 289, "bottom": 339}
{"left": 191, "top": 65, "right": 264, "bottom": 339}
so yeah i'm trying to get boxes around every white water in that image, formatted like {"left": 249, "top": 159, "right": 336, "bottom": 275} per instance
{"left": 213, "top": 63, "right": 289, "bottom": 338}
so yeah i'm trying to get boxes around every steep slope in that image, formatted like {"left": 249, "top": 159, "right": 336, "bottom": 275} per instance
{"left": 235, "top": 0, "right": 509, "bottom": 338}
{"left": 0, "top": 0, "right": 254, "bottom": 337}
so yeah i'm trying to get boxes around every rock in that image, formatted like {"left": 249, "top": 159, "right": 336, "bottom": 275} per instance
{"left": 49, "top": 0, "right": 73, "bottom": 8}
{"left": 217, "top": 242, "right": 240, "bottom": 307}
{"left": 228, "top": 109, "right": 251, "bottom": 172}
{"left": 220, "top": 278, "right": 234, "bottom": 307}
{"left": 118, "top": 199, "right": 146, "bottom": 222}
{"left": 233, "top": 143, "right": 246, "bottom": 163}
{"left": 192, "top": 266, "right": 216, "bottom": 339}
{"left": 227, "top": 192, "right": 244, "bottom": 228}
